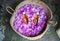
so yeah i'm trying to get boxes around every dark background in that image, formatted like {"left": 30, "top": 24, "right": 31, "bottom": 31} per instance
{"left": 0, "top": 0, "right": 60, "bottom": 41}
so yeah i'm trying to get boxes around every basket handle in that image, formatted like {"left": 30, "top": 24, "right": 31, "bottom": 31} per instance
{"left": 6, "top": 6, "right": 14, "bottom": 15}
{"left": 48, "top": 20, "right": 57, "bottom": 26}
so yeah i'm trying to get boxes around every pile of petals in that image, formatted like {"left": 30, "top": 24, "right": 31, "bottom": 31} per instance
{"left": 13, "top": 4, "right": 47, "bottom": 37}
